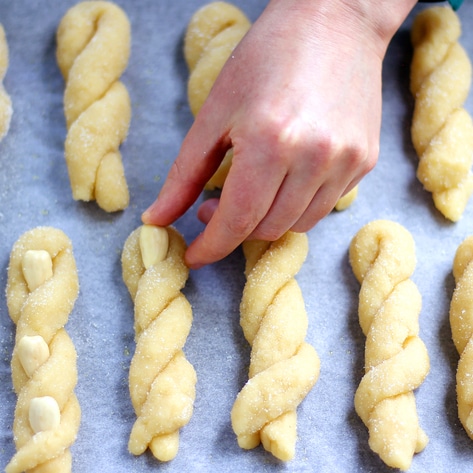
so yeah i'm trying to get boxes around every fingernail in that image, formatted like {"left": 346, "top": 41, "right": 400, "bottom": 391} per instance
{"left": 185, "top": 235, "right": 205, "bottom": 269}
{"left": 189, "top": 262, "right": 203, "bottom": 270}
{"left": 185, "top": 254, "right": 203, "bottom": 270}
{"left": 141, "top": 208, "right": 152, "bottom": 223}
{"left": 141, "top": 200, "right": 159, "bottom": 223}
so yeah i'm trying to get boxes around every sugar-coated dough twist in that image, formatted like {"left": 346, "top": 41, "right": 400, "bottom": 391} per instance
{"left": 184, "top": 1, "right": 250, "bottom": 119}
{"left": 121, "top": 225, "right": 196, "bottom": 462}
{"left": 334, "top": 186, "right": 358, "bottom": 211}
{"left": 5, "top": 227, "right": 80, "bottom": 473}
{"left": 410, "top": 6, "right": 473, "bottom": 221}
{"left": 184, "top": 1, "right": 250, "bottom": 190}
{"left": 231, "top": 232, "right": 320, "bottom": 461}
{"left": 450, "top": 236, "right": 473, "bottom": 439}
{"left": 349, "top": 220, "right": 429, "bottom": 471}
{"left": 0, "top": 24, "right": 12, "bottom": 141}
{"left": 56, "top": 1, "right": 131, "bottom": 212}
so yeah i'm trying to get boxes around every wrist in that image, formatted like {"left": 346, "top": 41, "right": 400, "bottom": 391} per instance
{"left": 265, "top": 0, "right": 417, "bottom": 59}
{"left": 342, "top": 0, "right": 418, "bottom": 46}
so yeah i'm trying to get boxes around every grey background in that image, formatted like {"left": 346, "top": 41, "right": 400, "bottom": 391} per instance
{"left": 1, "top": 1, "right": 473, "bottom": 471}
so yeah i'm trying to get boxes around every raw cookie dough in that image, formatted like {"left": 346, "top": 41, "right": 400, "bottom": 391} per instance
{"left": 184, "top": 1, "right": 250, "bottom": 190}
{"left": 349, "top": 220, "right": 429, "bottom": 471}
{"left": 334, "top": 186, "right": 358, "bottom": 211}
{"left": 56, "top": 0, "right": 131, "bottom": 212}
{"left": 0, "top": 24, "right": 12, "bottom": 141}
{"left": 449, "top": 235, "right": 473, "bottom": 439}
{"left": 5, "top": 227, "right": 80, "bottom": 473}
{"left": 410, "top": 6, "right": 473, "bottom": 221}
{"left": 231, "top": 231, "right": 320, "bottom": 461}
{"left": 121, "top": 225, "right": 197, "bottom": 462}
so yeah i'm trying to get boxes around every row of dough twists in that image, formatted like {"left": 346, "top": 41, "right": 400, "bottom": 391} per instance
{"left": 5, "top": 227, "right": 80, "bottom": 473}
{"left": 7, "top": 221, "right": 473, "bottom": 469}
{"left": 410, "top": 6, "right": 473, "bottom": 448}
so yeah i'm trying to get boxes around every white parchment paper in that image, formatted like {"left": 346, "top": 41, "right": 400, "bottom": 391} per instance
{"left": 1, "top": 1, "right": 473, "bottom": 472}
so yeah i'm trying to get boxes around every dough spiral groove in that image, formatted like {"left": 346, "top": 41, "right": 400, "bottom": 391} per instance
{"left": 56, "top": 1, "right": 131, "bottom": 212}
{"left": 450, "top": 236, "right": 473, "bottom": 439}
{"left": 349, "top": 220, "right": 429, "bottom": 470}
{"left": 410, "top": 6, "right": 473, "bottom": 221}
{"left": 231, "top": 232, "right": 320, "bottom": 461}
{"left": 122, "top": 225, "right": 196, "bottom": 462}
{"left": 5, "top": 227, "right": 80, "bottom": 473}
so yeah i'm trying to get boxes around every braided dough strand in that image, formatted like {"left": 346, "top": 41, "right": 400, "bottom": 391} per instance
{"left": 0, "top": 24, "right": 12, "bottom": 141}
{"left": 122, "top": 225, "right": 196, "bottom": 462}
{"left": 410, "top": 6, "right": 473, "bottom": 221}
{"left": 349, "top": 220, "right": 429, "bottom": 471}
{"left": 450, "top": 236, "right": 473, "bottom": 438}
{"left": 184, "top": 1, "right": 250, "bottom": 118}
{"left": 231, "top": 232, "right": 320, "bottom": 461}
{"left": 5, "top": 227, "right": 80, "bottom": 473}
{"left": 56, "top": 1, "right": 131, "bottom": 212}
{"left": 184, "top": 1, "right": 250, "bottom": 190}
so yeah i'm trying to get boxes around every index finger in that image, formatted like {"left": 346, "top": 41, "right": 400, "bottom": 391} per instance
{"left": 142, "top": 114, "right": 229, "bottom": 226}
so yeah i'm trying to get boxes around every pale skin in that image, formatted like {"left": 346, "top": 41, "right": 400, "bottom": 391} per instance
{"left": 142, "top": 0, "right": 418, "bottom": 269}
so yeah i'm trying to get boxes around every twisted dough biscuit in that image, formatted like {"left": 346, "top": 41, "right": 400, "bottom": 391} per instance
{"left": 410, "top": 6, "right": 473, "bottom": 221}
{"left": 5, "top": 227, "right": 80, "bottom": 473}
{"left": 184, "top": 1, "right": 250, "bottom": 190}
{"left": 56, "top": 1, "right": 131, "bottom": 212}
{"left": 450, "top": 236, "right": 473, "bottom": 439}
{"left": 231, "top": 232, "right": 320, "bottom": 461}
{"left": 334, "top": 186, "right": 358, "bottom": 211}
{"left": 0, "top": 24, "right": 12, "bottom": 141}
{"left": 122, "top": 225, "right": 196, "bottom": 462}
{"left": 349, "top": 220, "right": 429, "bottom": 471}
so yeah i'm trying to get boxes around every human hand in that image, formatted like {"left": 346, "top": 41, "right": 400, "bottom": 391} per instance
{"left": 142, "top": 0, "right": 417, "bottom": 268}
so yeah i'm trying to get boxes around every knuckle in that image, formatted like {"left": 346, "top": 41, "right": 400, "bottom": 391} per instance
{"left": 252, "top": 224, "right": 285, "bottom": 242}
{"left": 290, "top": 220, "right": 315, "bottom": 234}
{"left": 313, "top": 132, "right": 377, "bottom": 176}
{"left": 365, "top": 144, "right": 379, "bottom": 172}
{"left": 222, "top": 211, "right": 258, "bottom": 239}
{"left": 237, "top": 110, "right": 302, "bottom": 161}
{"left": 344, "top": 143, "right": 369, "bottom": 172}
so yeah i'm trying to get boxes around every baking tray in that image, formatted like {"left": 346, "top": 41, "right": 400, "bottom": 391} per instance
{"left": 1, "top": 1, "right": 473, "bottom": 471}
